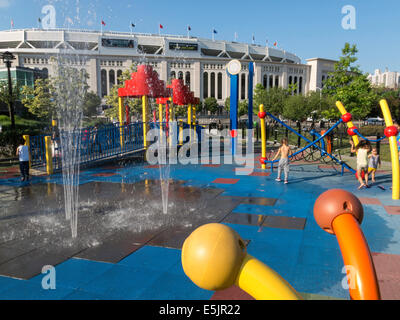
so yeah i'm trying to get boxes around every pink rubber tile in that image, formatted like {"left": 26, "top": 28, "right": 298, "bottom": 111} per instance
{"left": 372, "top": 252, "right": 400, "bottom": 299}
{"left": 211, "top": 285, "right": 254, "bottom": 300}
{"left": 359, "top": 197, "right": 382, "bottom": 206}
{"left": 384, "top": 206, "right": 400, "bottom": 215}
{"left": 212, "top": 178, "right": 240, "bottom": 185}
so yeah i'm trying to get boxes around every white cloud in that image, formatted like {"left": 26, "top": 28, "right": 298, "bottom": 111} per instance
{"left": 0, "top": 0, "right": 12, "bottom": 9}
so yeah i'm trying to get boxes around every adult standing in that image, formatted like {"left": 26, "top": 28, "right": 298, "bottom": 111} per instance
{"left": 16, "top": 137, "right": 30, "bottom": 182}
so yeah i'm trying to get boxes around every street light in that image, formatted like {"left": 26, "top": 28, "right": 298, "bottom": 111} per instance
{"left": 0, "top": 51, "right": 16, "bottom": 151}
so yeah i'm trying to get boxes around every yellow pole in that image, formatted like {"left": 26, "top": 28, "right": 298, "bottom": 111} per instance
{"left": 379, "top": 99, "right": 400, "bottom": 200}
{"left": 192, "top": 105, "right": 197, "bottom": 141}
{"left": 188, "top": 104, "right": 192, "bottom": 141}
{"left": 118, "top": 97, "right": 125, "bottom": 149}
{"left": 45, "top": 136, "right": 53, "bottom": 175}
{"left": 235, "top": 254, "right": 302, "bottom": 300}
{"left": 142, "top": 95, "right": 149, "bottom": 149}
{"left": 188, "top": 104, "right": 192, "bottom": 125}
{"left": 23, "top": 135, "right": 31, "bottom": 168}
{"left": 259, "top": 105, "right": 267, "bottom": 170}
{"left": 179, "top": 120, "right": 183, "bottom": 145}
{"left": 336, "top": 101, "right": 360, "bottom": 147}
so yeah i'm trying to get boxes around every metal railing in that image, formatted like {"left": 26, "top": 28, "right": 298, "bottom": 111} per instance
{"left": 29, "top": 121, "right": 202, "bottom": 172}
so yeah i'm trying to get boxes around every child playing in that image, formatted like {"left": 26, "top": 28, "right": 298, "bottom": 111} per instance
{"left": 351, "top": 140, "right": 372, "bottom": 189}
{"left": 272, "top": 138, "right": 292, "bottom": 184}
{"left": 368, "top": 148, "right": 381, "bottom": 183}
{"left": 16, "top": 137, "right": 30, "bottom": 182}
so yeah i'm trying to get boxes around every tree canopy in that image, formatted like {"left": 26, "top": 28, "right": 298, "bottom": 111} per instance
{"left": 322, "top": 43, "right": 378, "bottom": 120}
{"left": 21, "top": 78, "right": 56, "bottom": 121}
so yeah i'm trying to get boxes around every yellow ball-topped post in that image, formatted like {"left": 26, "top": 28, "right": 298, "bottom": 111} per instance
{"left": 258, "top": 105, "right": 267, "bottom": 170}
{"left": 181, "top": 223, "right": 302, "bottom": 300}
{"left": 336, "top": 101, "right": 359, "bottom": 148}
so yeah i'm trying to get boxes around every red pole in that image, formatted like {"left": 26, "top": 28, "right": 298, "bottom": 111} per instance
{"left": 125, "top": 105, "right": 130, "bottom": 125}
{"left": 153, "top": 110, "right": 157, "bottom": 123}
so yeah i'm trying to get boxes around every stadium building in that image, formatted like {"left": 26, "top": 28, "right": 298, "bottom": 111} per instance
{"left": 0, "top": 29, "right": 335, "bottom": 106}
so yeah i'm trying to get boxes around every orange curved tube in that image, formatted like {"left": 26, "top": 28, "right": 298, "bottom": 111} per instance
{"left": 332, "top": 214, "right": 380, "bottom": 300}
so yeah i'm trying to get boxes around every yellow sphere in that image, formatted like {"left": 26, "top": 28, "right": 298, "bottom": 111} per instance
{"left": 181, "top": 223, "right": 247, "bottom": 291}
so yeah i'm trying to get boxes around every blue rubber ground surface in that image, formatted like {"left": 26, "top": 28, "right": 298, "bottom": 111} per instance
{"left": 1, "top": 159, "right": 399, "bottom": 300}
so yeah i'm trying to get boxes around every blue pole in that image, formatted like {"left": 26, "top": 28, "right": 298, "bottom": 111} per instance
{"left": 230, "top": 74, "right": 239, "bottom": 155}
{"left": 248, "top": 62, "right": 254, "bottom": 130}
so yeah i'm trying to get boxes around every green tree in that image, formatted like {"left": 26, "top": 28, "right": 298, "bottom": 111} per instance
{"left": 224, "top": 97, "right": 230, "bottom": 113}
{"left": 322, "top": 43, "right": 378, "bottom": 120}
{"left": 253, "top": 83, "right": 268, "bottom": 112}
{"left": 203, "top": 97, "right": 219, "bottom": 114}
{"left": 371, "top": 87, "right": 400, "bottom": 121}
{"left": 238, "top": 100, "right": 249, "bottom": 118}
{"left": 283, "top": 94, "right": 310, "bottom": 122}
{"left": 104, "top": 63, "right": 141, "bottom": 120}
{"left": 264, "top": 87, "right": 288, "bottom": 116}
{"left": 21, "top": 78, "right": 56, "bottom": 121}
{"left": 83, "top": 91, "right": 102, "bottom": 118}
{"left": 0, "top": 81, "right": 21, "bottom": 119}
{"left": 307, "top": 91, "right": 336, "bottom": 120}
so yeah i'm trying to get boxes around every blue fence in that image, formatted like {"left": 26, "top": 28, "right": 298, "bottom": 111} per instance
{"left": 30, "top": 122, "right": 145, "bottom": 171}
{"left": 29, "top": 134, "right": 47, "bottom": 168}
{"left": 29, "top": 121, "right": 202, "bottom": 172}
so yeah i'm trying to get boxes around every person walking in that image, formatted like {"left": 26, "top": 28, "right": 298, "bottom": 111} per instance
{"left": 16, "top": 137, "right": 30, "bottom": 182}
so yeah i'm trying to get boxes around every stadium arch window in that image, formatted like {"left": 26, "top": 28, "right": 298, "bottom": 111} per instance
{"left": 203, "top": 72, "right": 208, "bottom": 99}
{"left": 217, "top": 73, "right": 223, "bottom": 100}
{"left": 299, "top": 77, "right": 303, "bottom": 94}
{"left": 289, "top": 76, "right": 293, "bottom": 85}
{"left": 263, "top": 74, "right": 268, "bottom": 89}
{"left": 101, "top": 69, "right": 107, "bottom": 97}
{"left": 185, "top": 72, "right": 191, "bottom": 90}
{"left": 275, "top": 75, "right": 279, "bottom": 88}
{"left": 178, "top": 71, "right": 184, "bottom": 80}
{"left": 241, "top": 73, "right": 246, "bottom": 100}
{"left": 210, "top": 72, "right": 216, "bottom": 98}
{"left": 170, "top": 71, "right": 176, "bottom": 79}
{"left": 42, "top": 68, "right": 49, "bottom": 79}
{"left": 269, "top": 75, "right": 274, "bottom": 89}
{"left": 109, "top": 70, "right": 115, "bottom": 91}
{"left": 321, "top": 75, "right": 326, "bottom": 87}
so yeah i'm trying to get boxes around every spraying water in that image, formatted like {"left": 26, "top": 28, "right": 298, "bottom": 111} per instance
{"left": 157, "top": 116, "right": 171, "bottom": 215}
{"left": 54, "top": 56, "right": 88, "bottom": 238}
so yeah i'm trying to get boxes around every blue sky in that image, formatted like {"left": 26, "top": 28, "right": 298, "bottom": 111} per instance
{"left": 0, "top": 0, "right": 398, "bottom": 74}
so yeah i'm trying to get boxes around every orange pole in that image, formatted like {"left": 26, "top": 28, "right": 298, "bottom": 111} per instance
{"left": 332, "top": 214, "right": 380, "bottom": 300}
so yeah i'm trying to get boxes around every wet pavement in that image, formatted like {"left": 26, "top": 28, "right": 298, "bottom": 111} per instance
{"left": 0, "top": 157, "right": 400, "bottom": 300}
